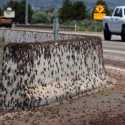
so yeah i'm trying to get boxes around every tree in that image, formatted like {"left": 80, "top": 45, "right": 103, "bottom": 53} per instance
{"left": 59, "top": 0, "right": 73, "bottom": 22}
{"left": 5, "top": 0, "right": 33, "bottom": 24}
{"left": 32, "top": 11, "right": 50, "bottom": 24}
{"left": 59, "top": 0, "right": 87, "bottom": 22}
{"left": 72, "top": 1, "right": 87, "bottom": 20}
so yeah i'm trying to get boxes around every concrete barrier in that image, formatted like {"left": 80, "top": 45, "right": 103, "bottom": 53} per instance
{"left": 0, "top": 29, "right": 107, "bottom": 110}
{"left": 0, "top": 29, "right": 76, "bottom": 43}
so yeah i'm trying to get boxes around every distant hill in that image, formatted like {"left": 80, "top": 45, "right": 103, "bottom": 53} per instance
{"left": 0, "top": 0, "right": 125, "bottom": 10}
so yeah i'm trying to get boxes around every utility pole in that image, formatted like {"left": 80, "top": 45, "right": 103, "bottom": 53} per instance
{"left": 25, "top": 0, "right": 28, "bottom": 25}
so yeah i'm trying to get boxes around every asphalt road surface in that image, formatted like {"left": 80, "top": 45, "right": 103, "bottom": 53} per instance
{"left": 103, "top": 35, "right": 125, "bottom": 60}
{"left": 102, "top": 35, "right": 125, "bottom": 68}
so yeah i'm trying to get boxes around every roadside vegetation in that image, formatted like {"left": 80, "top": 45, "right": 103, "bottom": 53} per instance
{"left": 62, "top": 20, "right": 103, "bottom": 32}
{"left": 0, "top": 0, "right": 112, "bottom": 32}
{"left": 31, "top": 11, "right": 51, "bottom": 24}
{"left": 59, "top": 0, "right": 111, "bottom": 32}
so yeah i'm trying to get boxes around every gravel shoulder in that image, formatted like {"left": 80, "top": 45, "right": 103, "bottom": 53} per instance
{"left": 0, "top": 66, "right": 125, "bottom": 125}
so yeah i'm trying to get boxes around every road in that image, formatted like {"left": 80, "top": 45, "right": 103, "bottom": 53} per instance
{"left": 102, "top": 35, "right": 125, "bottom": 68}
{"left": 102, "top": 35, "right": 124, "bottom": 59}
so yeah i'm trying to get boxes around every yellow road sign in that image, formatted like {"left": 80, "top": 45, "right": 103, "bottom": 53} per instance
{"left": 96, "top": 5, "right": 105, "bottom": 13}
{"left": 94, "top": 13, "right": 106, "bottom": 20}
{"left": 93, "top": 4, "right": 106, "bottom": 20}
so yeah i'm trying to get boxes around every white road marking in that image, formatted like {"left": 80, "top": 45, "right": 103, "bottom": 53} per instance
{"left": 104, "top": 49, "right": 125, "bottom": 54}
{"left": 106, "top": 65, "right": 125, "bottom": 72}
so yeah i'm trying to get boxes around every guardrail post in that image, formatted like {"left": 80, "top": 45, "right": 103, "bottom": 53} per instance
{"left": 75, "top": 24, "right": 77, "bottom": 32}
{"left": 53, "top": 8, "right": 59, "bottom": 41}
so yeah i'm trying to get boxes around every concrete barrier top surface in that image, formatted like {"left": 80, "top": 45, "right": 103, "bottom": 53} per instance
{"left": 0, "top": 28, "right": 101, "bottom": 41}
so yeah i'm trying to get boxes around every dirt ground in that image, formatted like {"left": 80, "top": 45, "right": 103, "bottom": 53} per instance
{"left": 0, "top": 66, "right": 125, "bottom": 125}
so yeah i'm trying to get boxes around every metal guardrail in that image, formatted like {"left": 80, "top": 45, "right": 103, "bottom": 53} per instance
{"left": 16, "top": 24, "right": 75, "bottom": 31}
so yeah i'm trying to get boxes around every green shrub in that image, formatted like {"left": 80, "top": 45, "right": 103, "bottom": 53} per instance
{"left": 32, "top": 11, "right": 50, "bottom": 24}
